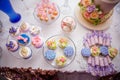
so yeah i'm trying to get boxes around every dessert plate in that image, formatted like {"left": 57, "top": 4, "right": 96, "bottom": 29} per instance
{"left": 43, "top": 34, "right": 76, "bottom": 68}
{"left": 74, "top": 5, "right": 113, "bottom": 30}
{"left": 6, "top": 23, "right": 43, "bottom": 59}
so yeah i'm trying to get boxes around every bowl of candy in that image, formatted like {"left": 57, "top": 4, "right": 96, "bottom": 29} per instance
{"left": 34, "top": 0, "right": 60, "bottom": 25}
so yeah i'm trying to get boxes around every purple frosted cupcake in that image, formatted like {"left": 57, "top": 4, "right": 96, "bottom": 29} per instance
{"left": 6, "top": 40, "right": 19, "bottom": 52}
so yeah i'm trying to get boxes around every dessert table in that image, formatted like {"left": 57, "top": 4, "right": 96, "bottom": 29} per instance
{"left": 0, "top": 0, "right": 120, "bottom": 73}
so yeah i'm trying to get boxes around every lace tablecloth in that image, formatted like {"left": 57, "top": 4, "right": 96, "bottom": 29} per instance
{"left": 0, "top": 0, "right": 120, "bottom": 73}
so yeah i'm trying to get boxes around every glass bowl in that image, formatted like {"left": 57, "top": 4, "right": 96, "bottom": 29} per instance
{"left": 33, "top": 2, "right": 60, "bottom": 25}
{"left": 61, "top": 16, "right": 77, "bottom": 33}
{"left": 43, "top": 34, "right": 76, "bottom": 68}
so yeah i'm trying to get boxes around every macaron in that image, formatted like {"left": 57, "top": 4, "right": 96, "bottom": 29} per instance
{"left": 81, "top": 47, "right": 91, "bottom": 57}
{"left": 91, "top": 46, "right": 100, "bottom": 57}
{"left": 100, "top": 46, "right": 109, "bottom": 56}
{"left": 109, "top": 47, "right": 118, "bottom": 58}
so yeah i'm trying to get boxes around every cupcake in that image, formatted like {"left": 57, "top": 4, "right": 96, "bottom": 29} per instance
{"left": 59, "top": 38, "right": 68, "bottom": 49}
{"left": 9, "top": 26, "right": 19, "bottom": 36}
{"left": 32, "top": 36, "right": 44, "bottom": 48}
{"left": 56, "top": 56, "right": 67, "bottom": 67}
{"left": 30, "top": 26, "right": 41, "bottom": 36}
{"left": 19, "top": 47, "right": 32, "bottom": 59}
{"left": 19, "top": 22, "right": 30, "bottom": 32}
{"left": 81, "top": 47, "right": 91, "bottom": 57}
{"left": 91, "top": 45, "right": 100, "bottom": 57}
{"left": 44, "top": 50, "right": 56, "bottom": 60}
{"left": 6, "top": 40, "right": 19, "bottom": 52}
{"left": 17, "top": 34, "right": 30, "bottom": 46}
{"left": 46, "top": 39, "right": 57, "bottom": 50}
{"left": 100, "top": 46, "right": 109, "bottom": 56}
{"left": 64, "top": 46, "right": 74, "bottom": 57}
{"left": 109, "top": 47, "right": 118, "bottom": 58}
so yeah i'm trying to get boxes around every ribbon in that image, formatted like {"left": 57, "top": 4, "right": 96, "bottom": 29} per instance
{"left": 17, "top": 36, "right": 28, "bottom": 42}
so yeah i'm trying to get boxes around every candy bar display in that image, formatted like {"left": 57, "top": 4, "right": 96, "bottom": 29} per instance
{"left": 81, "top": 31, "right": 118, "bottom": 76}
{"left": 6, "top": 22, "right": 44, "bottom": 59}
{"left": 34, "top": 0, "right": 60, "bottom": 24}
{"left": 43, "top": 35, "right": 76, "bottom": 68}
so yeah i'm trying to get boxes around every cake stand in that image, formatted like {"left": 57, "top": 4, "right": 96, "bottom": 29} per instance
{"left": 74, "top": 5, "right": 113, "bottom": 30}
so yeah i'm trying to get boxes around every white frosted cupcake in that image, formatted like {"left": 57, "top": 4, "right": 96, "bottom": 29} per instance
{"left": 30, "top": 26, "right": 41, "bottom": 36}
{"left": 19, "top": 47, "right": 32, "bottom": 59}
{"left": 19, "top": 22, "right": 30, "bottom": 32}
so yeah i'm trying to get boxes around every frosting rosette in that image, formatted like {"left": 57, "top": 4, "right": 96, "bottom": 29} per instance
{"left": 91, "top": 46, "right": 100, "bottom": 57}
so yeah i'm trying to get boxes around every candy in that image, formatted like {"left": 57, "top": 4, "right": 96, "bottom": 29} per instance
{"left": 91, "top": 57, "right": 95, "bottom": 67}
{"left": 83, "top": 39, "right": 89, "bottom": 48}
{"left": 106, "top": 56, "right": 112, "bottom": 64}
{"left": 98, "top": 31, "right": 103, "bottom": 45}
{"left": 95, "top": 56, "right": 99, "bottom": 66}
{"left": 99, "top": 57, "right": 104, "bottom": 67}
{"left": 104, "top": 57, "right": 109, "bottom": 66}
{"left": 87, "top": 56, "right": 92, "bottom": 65}
{"left": 93, "top": 31, "right": 99, "bottom": 44}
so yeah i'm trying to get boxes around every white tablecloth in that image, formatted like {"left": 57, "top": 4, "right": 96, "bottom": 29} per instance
{"left": 0, "top": 0, "right": 120, "bottom": 73}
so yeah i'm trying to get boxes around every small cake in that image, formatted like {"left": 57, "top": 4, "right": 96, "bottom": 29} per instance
{"left": 46, "top": 39, "right": 57, "bottom": 50}
{"left": 32, "top": 36, "right": 44, "bottom": 48}
{"left": 19, "top": 22, "right": 30, "bottom": 32}
{"left": 9, "top": 26, "right": 19, "bottom": 36}
{"left": 30, "top": 26, "right": 41, "bottom": 36}
{"left": 109, "top": 47, "right": 118, "bottom": 58}
{"left": 100, "top": 46, "right": 109, "bottom": 56}
{"left": 64, "top": 46, "right": 74, "bottom": 57}
{"left": 56, "top": 56, "right": 67, "bottom": 67}
{"left": 81, "top": 47, "right": 91, "bottom": 57}
{"left": 44, "top": 50, "right": 56, "bottom": 60}
{"left": 91, "top": 46, "right": 100, "bottom": 57}
{"left": 61, "top": 16, "right": 76, "bottom": 32}
{"left": 17, "top": 34, "right": 30, "bottom": 46}
{"left": 6, "top": 40, "right": 19, "bottom": 52}
{"left": 19, "top": 47, "right": 32, "bottom": 59}
{"left": 59, "top": 38, "right": 68, "bottom": 49}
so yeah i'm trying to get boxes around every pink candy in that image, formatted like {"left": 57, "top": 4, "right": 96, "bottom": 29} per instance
{"left": 95, "top": 56, "right": 99, "bottom": 66}
{"left": 106, "top": 56, "right": 112, "bottom": 64}
{"left": 99, "top": 57, "right": 104, "bottom": 67}
{"left": 87, "top": 56, "right": 92, "bottom": 65}
{"left": 104, "top": 57, "right": 109, "bottom": 66}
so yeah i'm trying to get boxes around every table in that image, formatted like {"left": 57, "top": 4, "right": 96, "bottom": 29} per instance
{"left": 0, "top": 0, "right": 120, "bottom": 73}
